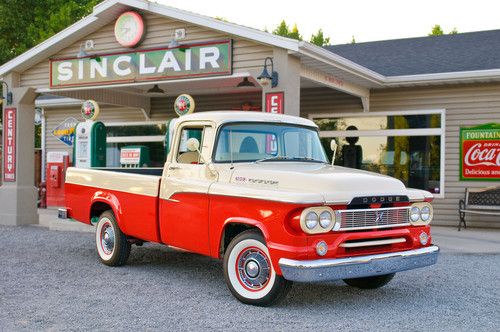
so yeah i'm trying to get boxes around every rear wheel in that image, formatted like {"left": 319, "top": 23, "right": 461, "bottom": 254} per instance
{"left": 95, "top": 210, "right": 131, "bottom": 266}
{"left": 343, "top": 273, "right": 395, "bottom": 289}
{"left": 223, "top": 230, "right": 292, "bottom": 306}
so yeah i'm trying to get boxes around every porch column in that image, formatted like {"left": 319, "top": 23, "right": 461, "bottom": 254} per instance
{"left": 261, "top": 48, "right": 301, "bottom": 116}
{"left": 0, "top": 73, "right": 38, "bottom": 226}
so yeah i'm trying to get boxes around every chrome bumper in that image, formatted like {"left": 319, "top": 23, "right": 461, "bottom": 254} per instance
{"left": 279, "top": 245, "right": 439, "bottom": 282}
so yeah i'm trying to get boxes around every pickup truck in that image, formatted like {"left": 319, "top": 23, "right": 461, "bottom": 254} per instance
{"left": 63, "top": 111, "right": 439, "bottom": 306}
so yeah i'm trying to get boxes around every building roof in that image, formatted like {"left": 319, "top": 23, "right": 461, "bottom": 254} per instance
{"left": 326, "top": 30, "right": 500, "bottom": 76}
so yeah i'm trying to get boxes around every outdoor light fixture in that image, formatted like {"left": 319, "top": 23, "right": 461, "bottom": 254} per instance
{"left": 257, "top": 57, "right": 278, "bottom": 88}
{"left": 236, "top": 77, "right": 256, "bottom": 88}
{"left": 147, "top": 84, "right": 165, "bottom": 95}
{"left": 0, "top": 80, "right": 13, "bottom": 105}
{"left": 168, "top": 39, "right": 180, "bottom": 48}
{"left": 77, "top": 43, "right": 89, "bottom": 58}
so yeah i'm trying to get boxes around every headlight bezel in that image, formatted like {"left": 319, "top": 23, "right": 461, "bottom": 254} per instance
{"left": 300, "top": 206, "right": 337, "bottom": 234}
{"left": 409, "top": 202, "right": 433, "bottom": 225}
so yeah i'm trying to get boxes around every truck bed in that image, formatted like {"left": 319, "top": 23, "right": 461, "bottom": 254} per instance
{"left": 65, "top": 167, "right": 162, "bottom": 242}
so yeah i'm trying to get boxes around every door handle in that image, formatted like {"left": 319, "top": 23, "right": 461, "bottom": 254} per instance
{"left": 168, "top": 165, "right": 181, "bottom": 170}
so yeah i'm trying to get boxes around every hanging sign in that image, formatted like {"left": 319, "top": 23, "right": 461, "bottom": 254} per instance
{"left": 174, "top": 94, "right": 195, "bottom": 116}
{"left": 50, "top": 40, "right": 232, "bottom": 88}
{"left": 81, "top": 100, "right": 100, "bottom": 121}
{"left": 52, "top": 117, "right": 79, "bottom": 146}
{"left": 3, "top": 108, "right": 16, "bottom": 182}
{"left": 460, "top": 123, "right": 500, "bottom": 180}
{"left": 265, "top": 92, "right": 284, "bottom": 114}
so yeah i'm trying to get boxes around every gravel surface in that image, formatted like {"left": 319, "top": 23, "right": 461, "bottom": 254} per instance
{"left": 0, "top": 225, "right": 499, "bottom": 331}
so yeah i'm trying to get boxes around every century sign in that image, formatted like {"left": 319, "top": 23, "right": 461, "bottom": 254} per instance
{"left": 50, "top": 40, "right": 232, "bottom": 88}
{"left": 460, "top": 123, "right": 500, "bottom": 180}
{"left": 3, "top": 108, "right": 16, "bottom": 182}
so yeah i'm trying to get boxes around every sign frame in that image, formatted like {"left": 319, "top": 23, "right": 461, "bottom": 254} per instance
{"left": 49, "top": 39, "right": 233, "bottom": 89}
{"left": 3, "top": 108, "right": 16, "bottom": 182}
{"left": 51, "top": 117, "right": 79, "bottom": 147}
{"left": 459, "top": 123, "right": 500, "bottom": 181}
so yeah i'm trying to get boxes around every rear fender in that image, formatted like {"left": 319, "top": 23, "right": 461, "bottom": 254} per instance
{"left": 90, "top": 191, "right": 124, "bottom": 230}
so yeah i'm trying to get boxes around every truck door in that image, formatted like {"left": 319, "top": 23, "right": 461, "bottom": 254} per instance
{"left": 159, "top": 122, "right": 216, "bottom": 255}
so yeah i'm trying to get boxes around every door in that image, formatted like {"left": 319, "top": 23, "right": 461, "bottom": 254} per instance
{"left": 159, "top": 122, "right": 216, "bottom": 255}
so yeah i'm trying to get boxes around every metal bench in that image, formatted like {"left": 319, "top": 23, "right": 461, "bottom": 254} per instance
{"left": 458, "top": 186, "right": 500, "bottom": 231}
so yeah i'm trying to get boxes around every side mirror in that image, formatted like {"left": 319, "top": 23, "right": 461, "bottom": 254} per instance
{"left": 186, "top": 138, "right": 200, "bottom": 152}
{"left": 330, "top": 139, "right": 337, "bottom": 165}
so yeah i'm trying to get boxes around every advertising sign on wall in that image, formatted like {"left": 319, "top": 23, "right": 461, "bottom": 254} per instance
{"left": 50, "top": 40, "right": 232, "bottom": 88}
{"left": 265, "top": 92, "right": 284, "bottom": 114}
{"left": 460, "top": 123, "right": 500, "bottom": 181}
{"left": 52, "top": 117, "right": 79, "bottom": 146}
{"left": 3, "top": 108, "right": 16, "bottom": 182}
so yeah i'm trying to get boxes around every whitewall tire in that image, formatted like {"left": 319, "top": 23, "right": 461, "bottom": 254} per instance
{"left": 223, "top": 230, "right": 292, "bottom": 306}
{"left": 95, "top": 210, "right": 131, "bottom": 266}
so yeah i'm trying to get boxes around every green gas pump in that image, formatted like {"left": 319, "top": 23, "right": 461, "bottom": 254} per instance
{"left": 73, "top": 100, "right": 107, "bottom": 168}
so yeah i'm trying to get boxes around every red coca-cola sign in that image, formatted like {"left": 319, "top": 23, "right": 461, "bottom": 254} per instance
{"left": 460, "top": 123, "right": 500, "bottom": 180}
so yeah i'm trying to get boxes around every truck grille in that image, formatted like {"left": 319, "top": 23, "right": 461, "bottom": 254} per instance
{"left": 335, "top": 206, "right": 410, "bottom": 231}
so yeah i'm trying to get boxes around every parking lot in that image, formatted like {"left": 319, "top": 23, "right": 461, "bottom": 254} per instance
{"left": 1, "top": 224, "right": 499, "bottom": 331}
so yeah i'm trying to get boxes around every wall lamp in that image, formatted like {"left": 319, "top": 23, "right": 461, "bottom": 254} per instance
{"left": 257, "top": 57, "right": 278, "bottom": 88}
{"left": 0, "top": 80, "right": 13, "bottom": 105}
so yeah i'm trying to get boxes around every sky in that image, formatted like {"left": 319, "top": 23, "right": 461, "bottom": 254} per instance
{"left": 155, "top": 0, "right": 500, "bottom": 44}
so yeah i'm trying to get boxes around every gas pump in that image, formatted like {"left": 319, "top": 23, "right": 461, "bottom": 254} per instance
{"left": 73, "top": 100, "right": 107, "bottom": 168}
{"left": 45, "top": 151, "right": 71, "bottom": 207}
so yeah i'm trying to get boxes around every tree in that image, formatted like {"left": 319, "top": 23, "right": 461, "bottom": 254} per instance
{"left": 449, "top": 27, "right": 458, "bottom": 34}
{"left": 310, "top": 29, "right": 331, "bottom": 46}
{"left": 428, "top": 24, "right": 444, "bottom": 36}
{"left": 0, "top": 0, "right": 102, "bottom": 65}
{"left": 351, "top": 35, "right": 356, "bottom": 44}
{"left": 272, "top": 20, "right": 302, "bottom": 40}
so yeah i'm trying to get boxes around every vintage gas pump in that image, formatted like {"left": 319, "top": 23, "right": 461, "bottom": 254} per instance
{"left": 73, "top": 100, "right": 106, "bottom": 168}
{"left": 165, "top": 94, "right": 196, "bottom": 156}
{"left": 45, "top": 151, "right": 71, "bottom": 207}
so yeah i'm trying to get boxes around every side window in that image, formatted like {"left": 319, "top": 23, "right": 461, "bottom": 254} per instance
{"left": 176, "top": 127, "right": 204, "bottom": 164}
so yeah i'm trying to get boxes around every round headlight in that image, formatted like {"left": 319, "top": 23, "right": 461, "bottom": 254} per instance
{"left": 319, "top": 211, "right": 333, "bottom": 229}
{"left": 421, "top": 206, "right": 431, "bottom": 222}
{"left": 305, "top": 212, "right": 319, "bottom": 229}
{"left": 410, "top": 206, "right": 420, "bottom": 222}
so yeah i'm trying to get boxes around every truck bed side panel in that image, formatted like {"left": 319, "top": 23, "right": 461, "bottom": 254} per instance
{"left": 65, "top": 167, "right": 161, "bottom": 242}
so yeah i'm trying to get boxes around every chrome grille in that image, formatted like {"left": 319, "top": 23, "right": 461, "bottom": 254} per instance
{"left": 335, "top": 206, "right": 410, "bottom": 231}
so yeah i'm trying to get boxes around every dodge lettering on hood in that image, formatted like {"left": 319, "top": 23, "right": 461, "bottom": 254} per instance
{"left": 62, "top": 111, "right": 439, "bottom": 306}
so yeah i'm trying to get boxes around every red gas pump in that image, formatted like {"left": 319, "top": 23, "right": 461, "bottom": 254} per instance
{"left": 45, "top": 151, "right": 71, "bottom": 207}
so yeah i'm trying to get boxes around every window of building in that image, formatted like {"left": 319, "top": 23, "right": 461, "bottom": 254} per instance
{"left": 310, "top": 110, "right": 445, "bottom": 197}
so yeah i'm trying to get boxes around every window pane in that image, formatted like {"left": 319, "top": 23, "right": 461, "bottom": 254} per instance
{"left": 107, "top": 124, "right": 167, "bottom": 137}
{"left": 315, "top": 114, "right": 441, "bottom": 131}
{"left": 106, "top": 142, "right": 165, "bottom": 167}
{"left": 177, "top": 127, "right": 204, "bottom": 164}
{"left": 322, "top": 135, "right": 441, "bottom": 193}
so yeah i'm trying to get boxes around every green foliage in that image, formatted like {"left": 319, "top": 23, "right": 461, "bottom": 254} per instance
{"left": 272, "top": 20, "right": 302, "bottom": 40}
{"left": 428, "top": 24, "right": 444, "bottom": 36}
{"left": 0, "top": 0, "right": 102, "bottom": 65}
{"left": 449, "top": 27, "right": 458, "bottom": 34}
{"left": 309, "top": 29, "right": 330, "bottom": 46}
{"left": 351, "top": 35, "right": 356, "bottom": 44}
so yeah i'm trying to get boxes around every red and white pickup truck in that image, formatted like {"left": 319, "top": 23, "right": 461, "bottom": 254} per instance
{"left": 62, "top": 111, "right": 439, "bottom": 306}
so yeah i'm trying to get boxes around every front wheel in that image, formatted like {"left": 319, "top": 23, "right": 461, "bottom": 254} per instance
{"left": 95, "top": 210, "right": 131, "bottom": 266}
{"left": 343, "top": 273, "right": 395, "bottom": 289}
{"left": 223, "top": 230, "right": 292, "bottom": 306}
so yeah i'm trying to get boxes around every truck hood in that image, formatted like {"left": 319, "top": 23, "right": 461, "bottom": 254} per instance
{"left": 228, "top": 162, "right": 426, "bottom": 204}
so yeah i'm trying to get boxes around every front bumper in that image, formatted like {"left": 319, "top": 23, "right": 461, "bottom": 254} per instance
{"left": 279, "top": 245, "right": 439, "bottom": 282}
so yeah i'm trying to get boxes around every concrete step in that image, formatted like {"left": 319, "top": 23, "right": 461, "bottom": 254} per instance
{"left": 37, "top": 208, "right": 94, "bottom": 233}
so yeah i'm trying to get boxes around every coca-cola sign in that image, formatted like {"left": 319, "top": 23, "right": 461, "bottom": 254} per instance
{"left": 460, "top": 123, "right": 500, "bottom": 180}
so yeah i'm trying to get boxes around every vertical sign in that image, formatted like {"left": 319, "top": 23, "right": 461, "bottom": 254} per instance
{"left": 265, "top": 92, "right": 284, "bottom": 114}
{"left": 3, "top": 108, "right": 16, "bottom": 182}
{"left": 460, "top": 123, "right": 500, "bottom": 180}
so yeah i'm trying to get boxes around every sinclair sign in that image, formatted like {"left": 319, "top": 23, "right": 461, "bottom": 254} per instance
{"left": 50, "top": 40, "right": 232, "bottom": 88}
{"left": 460, "top": 123, "right": 500, "bottom": 181}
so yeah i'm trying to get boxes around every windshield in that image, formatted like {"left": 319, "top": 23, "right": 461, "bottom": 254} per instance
{"left": 214, "top": 122, "right": 329, "bottom": 163}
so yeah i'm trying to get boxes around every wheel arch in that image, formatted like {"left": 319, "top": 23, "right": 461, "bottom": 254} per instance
{"left": 218, "top": 217, "right": 269, "bottom": 258}
{"left": 89, "top": 191, "right": 123, "bottom": 228}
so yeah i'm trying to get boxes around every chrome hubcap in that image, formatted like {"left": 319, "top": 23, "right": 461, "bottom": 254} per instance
{"left": 237, "top": 248, "right": 270, "bottom": 290}
{"left": 101, "top": 224, "right": 115, "bottom": 255}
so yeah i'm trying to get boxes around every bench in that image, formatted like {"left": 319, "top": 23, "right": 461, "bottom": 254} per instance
{"left": 458, "top": 186, "right": 500, "bottom": 231}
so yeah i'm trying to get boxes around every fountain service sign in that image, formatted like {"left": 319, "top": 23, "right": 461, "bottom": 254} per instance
{"left": 50, "top": 40, "right": 232, "bottom": 88}
{"left": 460, "top": 123, "right": 500, "bottom": 181}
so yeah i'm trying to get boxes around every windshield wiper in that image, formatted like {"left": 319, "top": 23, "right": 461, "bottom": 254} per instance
{"left": 255, "top": 156, "right": 327, "bottom": 164}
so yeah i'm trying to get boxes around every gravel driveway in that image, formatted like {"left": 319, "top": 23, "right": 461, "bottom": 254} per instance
{"left": 0, "top": 225, "right": 498, "bottom": 331}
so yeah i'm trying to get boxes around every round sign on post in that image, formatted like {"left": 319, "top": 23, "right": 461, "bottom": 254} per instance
{"left": 114, "top": 11, "right": 145, "bottom": 48}
{"left": 174, "top": 94, "right": 195, "bottom": 116}
{"left": 81, "top": 100, "right": 100, "bottom": 121}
